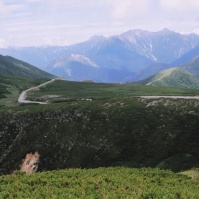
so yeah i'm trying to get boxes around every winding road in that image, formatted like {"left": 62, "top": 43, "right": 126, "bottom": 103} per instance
{"left": 18, "top": 78, "right": 199, "bottom": 104}
{"left": 18, "top": 79, "right": 56, "bottom": 104}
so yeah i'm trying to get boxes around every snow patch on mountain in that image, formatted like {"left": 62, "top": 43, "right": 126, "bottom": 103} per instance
{"left": 70, "top": 54, "right": 99, "bottom": 68}
{"left": 52, "top": 62, "right": 64, "bottom": 69}
{"left": 65, "top": 68, "right": 71, "bottom": 76}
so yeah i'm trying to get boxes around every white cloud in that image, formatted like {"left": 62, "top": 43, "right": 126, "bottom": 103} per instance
{"left": 0, "top": 1, "right": 11, "bottom": 17}
{"left": 157, "top": 0, "right": 199, "bottom": 31}
{"left": 111, "top": 0, "right": 149, "bottom": 20}
{"left": 1, "top": 0, "right": 199, "bottom": 47}
{"left": 0, "top": 38, "right": 7, "bottom": 48}
{"left": 159, "top": 0, "right": 199, "bottom": 12}
{"left": 0, "top": 0, "right": 24, "bottom": 18}
{"left": 27, "top": 0, "right": 83, "bottom": 7}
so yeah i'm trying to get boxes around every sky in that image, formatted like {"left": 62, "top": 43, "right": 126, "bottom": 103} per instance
{"left": 1, "top": 0, "right": 199, "bottom": 47}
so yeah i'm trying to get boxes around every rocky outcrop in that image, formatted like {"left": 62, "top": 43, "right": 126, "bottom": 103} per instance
{"left": 20, "top": 152, "right": 40, "bottom": 174}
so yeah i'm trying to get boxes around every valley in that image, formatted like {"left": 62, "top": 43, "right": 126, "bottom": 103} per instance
{"left": 1, "top": 29, "right": 199, "bottom": 198}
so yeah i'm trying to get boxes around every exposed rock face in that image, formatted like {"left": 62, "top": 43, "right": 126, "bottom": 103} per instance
{"left": 20, "top": 152, "right": 40, "bottom": 174}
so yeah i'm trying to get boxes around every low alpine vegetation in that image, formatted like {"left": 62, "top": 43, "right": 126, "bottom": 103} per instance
{"left": 1, "top": 167, "right": 199, "bottom": 199}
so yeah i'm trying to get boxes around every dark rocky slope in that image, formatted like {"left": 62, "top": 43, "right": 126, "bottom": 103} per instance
{"left": 1, "top": 97, "right": 199, "bottom": 174}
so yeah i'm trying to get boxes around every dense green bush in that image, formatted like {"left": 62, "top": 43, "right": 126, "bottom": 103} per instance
{"left": 0, "top": 167, "right": 198, "bottom": 199}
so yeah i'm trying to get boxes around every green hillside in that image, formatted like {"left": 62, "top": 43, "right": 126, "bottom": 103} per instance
{"left": 1, "top": 167, "right": 199, "bottom": 199}
{"left": 1, "top": 79, "right": 199, "bottom": 175}
{"left": 0, "top": 75, "right": 51, "bottom": 107}
{"left": 141, "top": 67, "right": 199, "bottom": 89}
{"left": 182, "top": 55, "right": 199, "bottom": 76}
{"left": 0, "top": 54, "right": 55, "bottom": 78}
{"left": 26, "top": 79, "right": 199, "bottom": 103}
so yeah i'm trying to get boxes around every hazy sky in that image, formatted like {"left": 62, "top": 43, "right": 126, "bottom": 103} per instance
{"left": 1, "top": 0, "right": 199, "bottom": 47}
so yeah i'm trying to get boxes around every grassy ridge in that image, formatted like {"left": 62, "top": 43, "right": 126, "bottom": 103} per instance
{"left": 1, "top": 167, "right": 199, "bottom": 199}
{"left": 27, "top": 79, "right": 199, "bottom": 103}
{"left": 0, "top": 54, "right": 55, "bottom": 78}
{"left": 140, "top": 68, "right": 199, "bottom": 89}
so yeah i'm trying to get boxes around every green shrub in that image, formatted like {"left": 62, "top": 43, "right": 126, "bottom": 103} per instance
{"left": 0, "top": 167, "right": 199, "bottom": 199}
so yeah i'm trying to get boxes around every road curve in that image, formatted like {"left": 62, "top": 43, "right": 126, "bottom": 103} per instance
{"left": 18, "top": 79, "right": 56, "bottom": 104}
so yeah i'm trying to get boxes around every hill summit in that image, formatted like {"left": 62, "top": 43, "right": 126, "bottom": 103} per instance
{"left": 141, "top": 67, "right": 199, "bottom": 89}
{"left": 0, "top": 54, "right": 55, "bottom": 78}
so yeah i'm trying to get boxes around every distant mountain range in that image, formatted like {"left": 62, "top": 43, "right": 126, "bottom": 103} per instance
{"left": 172, "top": 44, "right": 199, "bottom": 67}
{"left": 0, "top": 55, "right": 54, "bottom": 78}
{"left": 1, "top": 29, "right": 199, "bottom": 84}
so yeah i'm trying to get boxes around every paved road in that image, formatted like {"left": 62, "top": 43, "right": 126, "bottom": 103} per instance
{"left": 140, "top": 96, "right": 199, "bottom": 99}
{"left": 18, "top": 79, "right": 56, "bottom": 104}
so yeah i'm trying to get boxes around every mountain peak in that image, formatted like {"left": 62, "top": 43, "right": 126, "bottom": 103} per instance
{"left": 121, "top": 28, "right": 174, "bottom": 36}
{"left": 121, "top": 29, "right": 149, "bottom": 36}
{"left": 161, "top": 28, "right": 172, "bottom": 32}
{"left": 158, "top": 28, "right": 175, "bottom": 35}
{"left": 88, "top": 35, "right": 106, "bottom": 42}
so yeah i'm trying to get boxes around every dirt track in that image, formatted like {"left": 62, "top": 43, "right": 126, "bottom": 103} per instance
{"left": 18, "top": 79, "right": 56, "bottom": 104}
